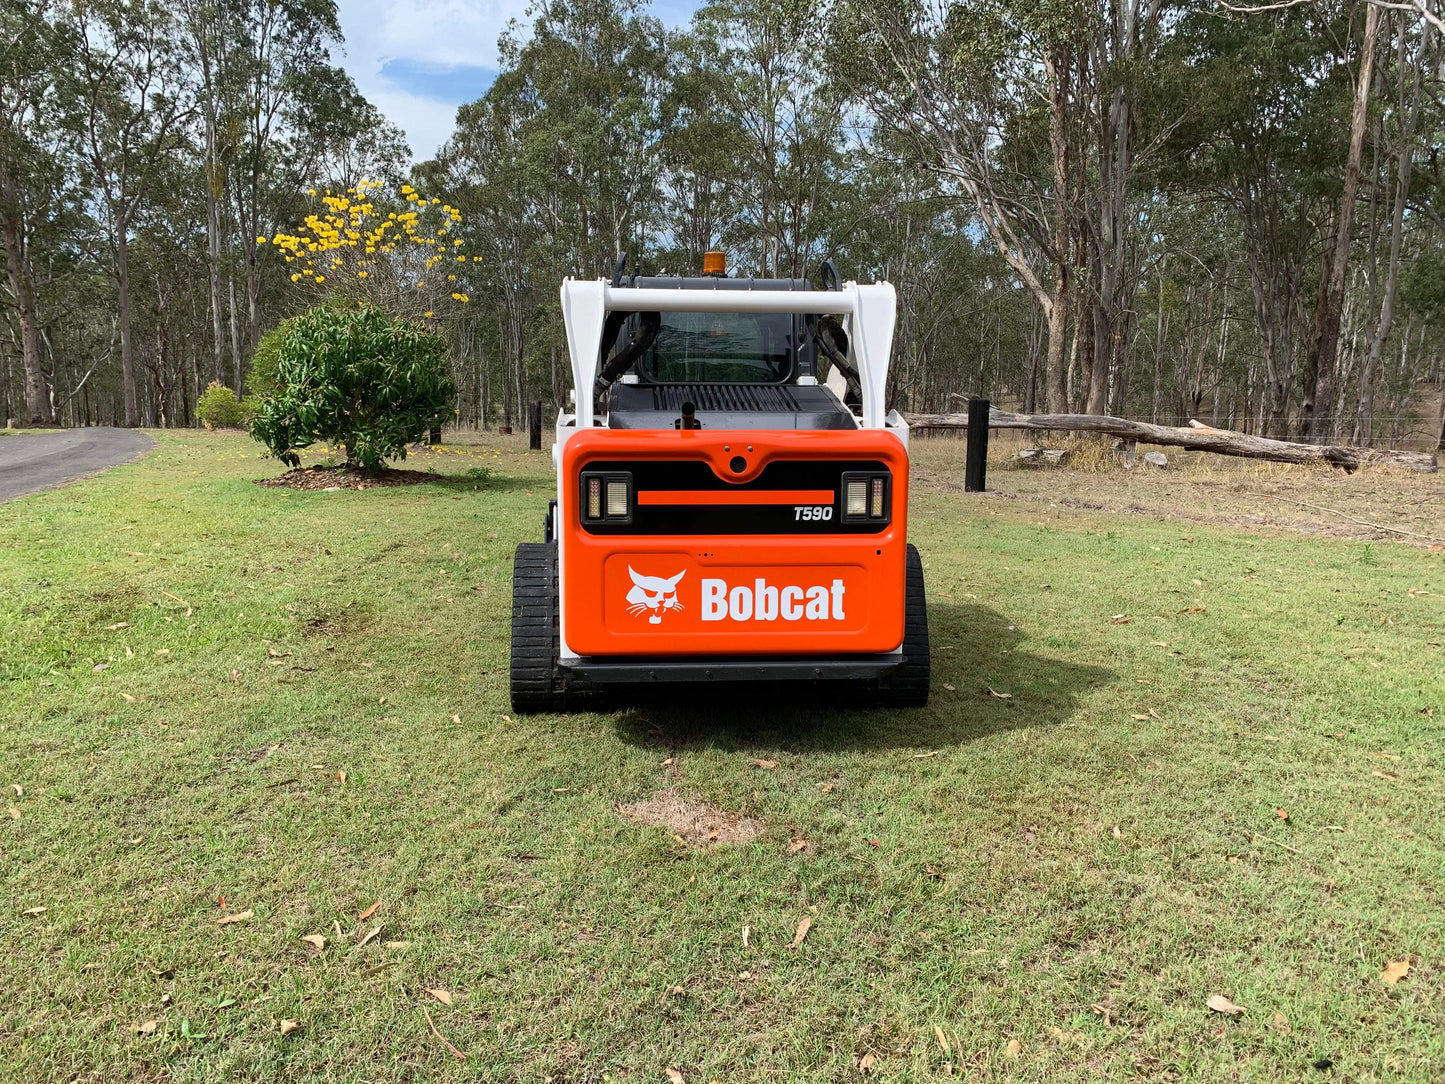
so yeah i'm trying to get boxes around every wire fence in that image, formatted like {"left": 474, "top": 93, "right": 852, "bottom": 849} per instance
{"left": 912, "top": 409, "right": 1443, "bottom": 452}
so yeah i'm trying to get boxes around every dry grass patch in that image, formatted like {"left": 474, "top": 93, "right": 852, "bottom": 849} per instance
{"left": 618, "top": 788, "right": 764, "bottom": 847}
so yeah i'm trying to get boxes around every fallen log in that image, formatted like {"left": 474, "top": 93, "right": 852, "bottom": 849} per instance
{"left": 903, "top": 410, "right": 1438, "bottom": 473}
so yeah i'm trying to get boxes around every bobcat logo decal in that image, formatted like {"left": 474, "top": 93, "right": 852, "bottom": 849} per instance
{"left": 626, "top": 567, "right": 686, "bottom": 624}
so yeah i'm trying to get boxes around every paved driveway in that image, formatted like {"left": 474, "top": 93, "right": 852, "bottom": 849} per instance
{"left": 0, "top": 428, "right": 155, "bottom": 503}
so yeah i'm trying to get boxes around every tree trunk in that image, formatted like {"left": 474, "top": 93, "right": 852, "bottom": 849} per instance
{"left": 205, "top": 116, "right": 226, "bottom": 387}
{"left": 1044, "top": 49, "right": 1072, "bottom": 413}
{"left": 0, "top": 200, "right": 52, "bottom": 425}
{"left": 1304, "top": 2, "right": 1380, "bottom": 443}
{"left": 115, "top": 207, "right": 139, "bottom": 428}
{"left": 1356, "top": 15, "right": 1426, "bottom": 447}
{"left": 228, "top": 273, "right": 243, "bottom": 396}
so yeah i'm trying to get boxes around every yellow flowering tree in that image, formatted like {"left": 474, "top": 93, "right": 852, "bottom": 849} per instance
{"left": 263, "top": 180, "right": 478, "bottom": 322}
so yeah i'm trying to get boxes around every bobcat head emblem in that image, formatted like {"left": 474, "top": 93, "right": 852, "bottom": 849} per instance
{"left": 626, "top": 567, "right": 686, "bottom": 624}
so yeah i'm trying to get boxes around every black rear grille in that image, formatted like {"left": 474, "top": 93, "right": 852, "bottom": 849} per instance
{"left": 650, "top": 384, "right": 802, "bottom": 413}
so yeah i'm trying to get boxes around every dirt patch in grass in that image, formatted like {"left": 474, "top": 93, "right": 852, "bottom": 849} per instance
{"left": 256, "top": 465, "right": 448, "bottom": 490}
{"left": 618, "top": 788, "right": 764, "bottom": 847}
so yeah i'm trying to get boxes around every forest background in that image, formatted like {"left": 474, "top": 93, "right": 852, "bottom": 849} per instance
{"left": 4, "top": 0, "right": 1444, "bottom": 451}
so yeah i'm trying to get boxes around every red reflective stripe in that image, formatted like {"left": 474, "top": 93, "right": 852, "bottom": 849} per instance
{"left": 636, "top": 489, "right": 834, "bottom": 506}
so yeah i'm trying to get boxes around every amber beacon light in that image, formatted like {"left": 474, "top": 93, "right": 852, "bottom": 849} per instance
{"left": 701, "top": 250, "right": 726, "bottom": 276}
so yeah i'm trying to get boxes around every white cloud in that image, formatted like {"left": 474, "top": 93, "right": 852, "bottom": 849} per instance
{"left": 334, "top": 0, "right": 525, "bottom": 160}
{"left": 334, "top": 0, "right": 702, "bottom": 162}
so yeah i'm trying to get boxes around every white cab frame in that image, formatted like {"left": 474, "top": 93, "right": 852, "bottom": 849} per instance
{"left": 560, "top": 278, "right": 899, "bottom": 430}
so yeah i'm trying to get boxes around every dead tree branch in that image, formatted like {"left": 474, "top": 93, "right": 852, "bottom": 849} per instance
{"left": 903, "top": 410, "right": 1439, "bottom": 472}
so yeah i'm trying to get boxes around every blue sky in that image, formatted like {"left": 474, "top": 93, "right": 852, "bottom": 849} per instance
{"left": 335, "top": 0, "right": 704, "bottom": 162}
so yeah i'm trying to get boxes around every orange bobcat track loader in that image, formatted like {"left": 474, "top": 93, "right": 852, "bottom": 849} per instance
{"left": 510, "top": 254, "right": 929, "bottom": 711}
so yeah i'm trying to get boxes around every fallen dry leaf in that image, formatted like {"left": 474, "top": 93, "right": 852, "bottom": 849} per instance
{"left": 1148, "top": 708, "right": 1163, "bottom": 720}
{"left": 9, "top": 784, "right": 21, "bottom": 798}
{"left": 1271, "top": 1011, "right": 1290, "bottom": 1034}
{"left": 1111, "top": 614, "right": 1132, "bottom": 624}
{"left": 216, "top": 909, "right": 253, "bottom": 926}
{"left": 1152, "top": 641, "right": 1169, "bottom": 647}
{"left": 942, "top": 683, "right": 956, "bottom": 692}
{"left": 752, "top": 758, "right": 778, "bottom": 769}
{"left": 1005, "top": 1038, "right": 1022, "bottom": 1057}
{"left": 279, "top": 1018, "right": 301, "bottom": 1036}
{"left": 1372, "top": 770, "right": 1398, "bottom": 782}
{"left": 1206, "top": 994, "right": 1245, "bottom": 1016}
{"left": 22, "top": 906, "right": 46, "bottom": 916}
{"left": 1131, "top": 713, "right": 1149, "bottom": 721}
{"left": 336, "top": 770, "right": 346, "bottom": 784}
{"left": 384, "top": 940, "right": 411, "bottom": 949}
{"left": 301, "top": 934, "right": 326, "bottom": 953}
{"left": 913, "top": 750, "right": 937, "bottom": 759}
{"left": 134, "top": 1019, "right": 158, "bottom": 1035}
{"left": 230, "top": 669, "right": 241, "bottom": 684}
{"left": 935, "top": 1026, "right": 949, "bottom": 1055}
{"left": 789, "top": 916, "right": 812, "bottom": 948}
{"left": 742, "top": 925, "right": 750, "bottom": 947}
{"left": 425, "top": 988, "right": 452, "bottom": 1006}
{"left": 788, "top": 838, "right": 808, "bottom": 854}
{"left": 451, "top": 714, "right": 462, "bottom": 725}
{"left": 121, "top": 693, "right": 136, "bottom": 702}
{"left": 357, "top": 925, "right": 383, "bottom": 948}
{"left": 819, "top": 783, "right": 834, "bottom": 793}
{"left": 1381, "top": 959, "right": 1411, "bottom": 985}
{"left": 358, "top": 900, "right": 381, "bottom": 921}
{"left": 8, "top": 808, "right": 21, "bottom": 819}
{"left": 1111, "top": 826, "right": 1122, "bottom": 839}
{"left": 93, "top": 663, "right": 109, "bottom": 673}
{"left": 106, "top": 622, "right": 130, "bottom": 631}
{"left": 659, "top": 757, "right": 674, "bottom": 766}
{"left": 988, "top": 688, "right": 1012, "bottom": 699}
{"left": 859, "top": 1052, "right": 875, "bottom": 1072}
{"left": 1091, "top": 1002, "right": 1114, "bottom": 1026}
{"left": 665, "top": 1070, "right": 685, "bottom": 1084}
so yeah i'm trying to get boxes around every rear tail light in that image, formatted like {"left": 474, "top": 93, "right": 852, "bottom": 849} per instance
{"left": 580, "top": 471, "right": 633, "bottom": 524}
{"left": 841, "top": 471, "right": 890, "bottom": 524}
{"left": 606, "top": 480, "right": 629, "bottom": 517}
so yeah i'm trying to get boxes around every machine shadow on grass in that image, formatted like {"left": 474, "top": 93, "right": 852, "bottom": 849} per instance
{"left": 609, "top": 601, "right": 1113, "bottom": 756}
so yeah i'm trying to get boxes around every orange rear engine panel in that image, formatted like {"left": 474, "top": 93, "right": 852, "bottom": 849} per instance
{"left": 560, "top": 428, "right": 909, "bottom": 657}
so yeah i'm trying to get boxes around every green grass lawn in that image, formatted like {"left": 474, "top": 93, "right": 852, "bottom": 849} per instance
{"left": 2, "top": 430, "right": 1441, "bottom": 1082}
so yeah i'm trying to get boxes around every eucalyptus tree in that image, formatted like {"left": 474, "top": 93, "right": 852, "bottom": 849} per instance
{"left": 686, "top": 0, "right": 852, "bottom": 279}
{"left": 59, "top": 0, "right": 193, "bottom": 427}
{"left": 1158, "top": 2, "right": 1355, "bottom": 438}
{"left": 0, "top": 0, "right": 64, "bottom": 424}
{"left": 227, "top": 0, "right": 345, "bottom": 374}
{"left": 832, "top": 0, "right": 1096, "bottom": 413}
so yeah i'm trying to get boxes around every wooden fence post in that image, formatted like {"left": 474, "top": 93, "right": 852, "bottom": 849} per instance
{"left": 965, "top": 398, "right": 990, "bottom": 492}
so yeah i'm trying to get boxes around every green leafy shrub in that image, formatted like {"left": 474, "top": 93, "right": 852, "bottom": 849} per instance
{"left": 249, "top": 305, "right": 456, "bottom": 472}
{"left": 247, "top": 317, "right": 297, "bottom": 399}
{"left": 197, "top": 382, "right": 245, "bottom": 428}
{"left": 239, "top": 395, "right": 261, "bottom": 428}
